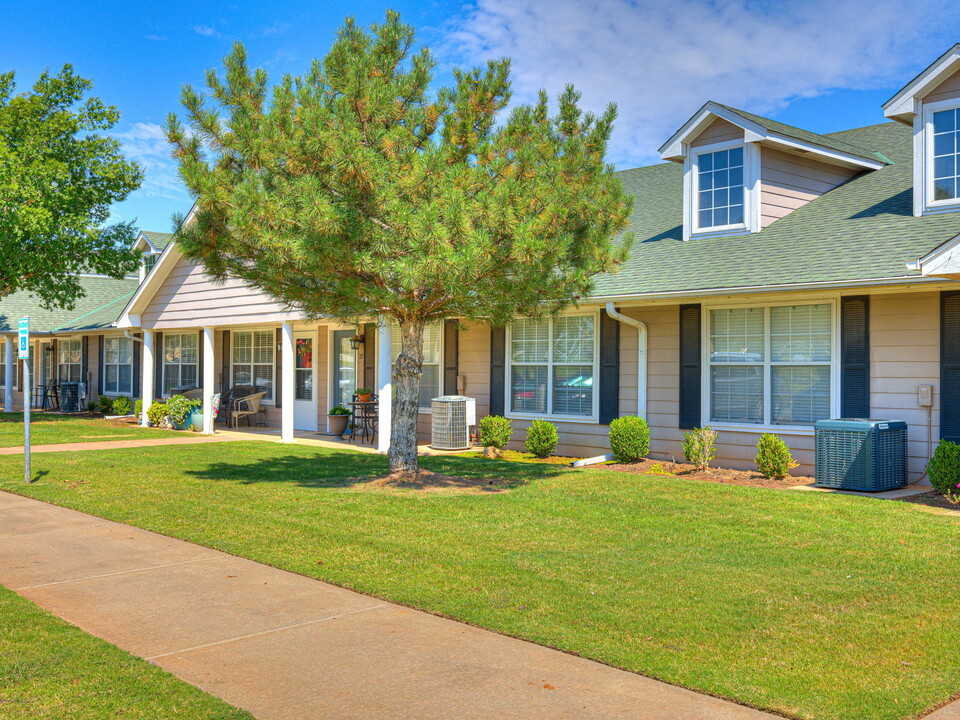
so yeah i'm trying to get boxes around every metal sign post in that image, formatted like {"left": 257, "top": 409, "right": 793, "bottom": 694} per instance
{"left": 18, "top": 318, "right": 30, "bottom": 483}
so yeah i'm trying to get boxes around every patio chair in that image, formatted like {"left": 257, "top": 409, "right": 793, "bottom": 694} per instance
{"left": 231, "top": 391, "right": 266, "bottom": 429}
{"left": 218, "top": 384, "right": 257, "bottom": 426}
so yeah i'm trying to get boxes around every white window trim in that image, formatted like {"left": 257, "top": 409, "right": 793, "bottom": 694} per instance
{"left": 101, "top": 334, "right": 135, "bottom": 397}
{"left": 390, "top": 322, "right": 443, "bottom": 413}
{"left": 231, "top": 327, "right": 277, "bottom": 405}
{"left": 922, "top": 97, "right": 960, "bottom": 215}
{"left": 700, "top": 298, "right": 840, "bottom": 434}
{"left": 505, "top": 311, "right": 601, "bottom": 424}
{"left": 57, "top": 336, "right": 84, "bottom": 385}
{"left": 684, "top": 139, "right": 761, "bottom": 241}
{"left": 161, "top": 332, "right": 199, "bottom": 398}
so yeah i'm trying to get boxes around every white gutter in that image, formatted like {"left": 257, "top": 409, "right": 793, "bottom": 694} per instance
{"left": 572, "top": 304, "right": 648, "bottom": 468}
{"left": 123, "top": 329, "right": 142, "bottom": 343}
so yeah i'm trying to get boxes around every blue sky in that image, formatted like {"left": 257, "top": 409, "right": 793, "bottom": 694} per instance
{"left": 3, "top": 0, "right": 959, "bottom": 233}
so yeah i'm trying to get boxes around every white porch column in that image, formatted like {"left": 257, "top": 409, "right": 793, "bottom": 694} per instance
{"left": 141, "top": 330, "right": 154, "bottom": 427}
{"left": 376, "top": 319, "right": 392, "bottom": 453}
{"left": 4, "top": 336, "right": 13, "bottom": 412}
{"left": 202, "top": 327, "right": 215, "bottom": 434}
{"left": 280, "top": 322, "right": 295, "bottom": 442}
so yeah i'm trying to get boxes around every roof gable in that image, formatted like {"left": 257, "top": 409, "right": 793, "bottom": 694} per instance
{"left": 884, "top": 43, "right": 960, "bottom": 124}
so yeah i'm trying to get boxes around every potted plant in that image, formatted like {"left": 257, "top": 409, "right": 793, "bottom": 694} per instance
{"left": 328, "top": 406, "right": 351, "bottom": 437}
{"left": 166, "top": 395, "right": 197, "bottom": 431}
{"left": 189, "top": 399, "right": 205, "bottom": 432}
{"left": 356, "top": 387, "right": 372, "bottom": 403}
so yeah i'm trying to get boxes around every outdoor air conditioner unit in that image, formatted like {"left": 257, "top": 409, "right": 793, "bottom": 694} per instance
{"left": 814, "top": 419, "right": 908, "bottom": 491}
{"left": 431, "top": 395, "right": 476, "bottom": 451}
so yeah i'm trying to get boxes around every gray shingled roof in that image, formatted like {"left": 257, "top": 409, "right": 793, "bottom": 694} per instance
{"left": 0, "top": 276, "right": 139, "bottom": 334}
{"left": 141, "top": 231, "right": 174, "bottom": 252}
{"left": 590, "top": 121, "right": 960, "bottom": 298}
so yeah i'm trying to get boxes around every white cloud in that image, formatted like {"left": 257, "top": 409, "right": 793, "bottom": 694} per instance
{"left": 445, "top": 0, "right": 958, "bottom": 167}
{"left": 114, "top": 122, "right": 188, "bottom": 202}
{"left": 193, "top": 24, "right": 221, "bottom": 38}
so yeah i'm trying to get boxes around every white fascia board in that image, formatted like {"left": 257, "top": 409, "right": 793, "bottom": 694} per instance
{"left": 883, "top": 44, "right": 960, "bottom": 120}
{"left": 761, "top": 133, "right": 885, "bottom": 170}
{"left": 131, "top": 232, "right": 156, "bottom": 253}
{"left": 658, "top": 102, "right": 767, "bottom": 161}
{"left": 909, "top": 231, "right": 960, "bottom": 276}
{"left": 116, "top": 241, "right": 183, "bottom": 328}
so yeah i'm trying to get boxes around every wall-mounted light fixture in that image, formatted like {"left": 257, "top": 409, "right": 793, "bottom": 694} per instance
{"left": 349, "top": 334, "right": 365, "bottom": 351}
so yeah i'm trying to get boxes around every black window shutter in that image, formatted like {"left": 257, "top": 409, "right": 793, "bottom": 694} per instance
{"left": 196, "top": 329, "right": 204, "bottom": 390}
{"left": 942, "top": 291, "right": 960, "bottom": 442}
{"left": 364, "top": 323, "right": 377, "bottom": 390}
{"left": 221, "top": 330, "right": 230, "bottom": 393}
{"left": 97, "top": 336, "right": 104, "bottom": 395}
{"left": 132, "top": 333, "right": 141, "bottom": 398}
{"left": 154, "top": 332, "right": 164, "bottom": 397}
{"left": 275, "top": 328, "right": 282, "bottom": 407}
{"left": 443, "top": 320, "right": 459, "bottom": 396}
{"left": 840, "top": 296, "right": 870, "bottom": 419}
{"left": 679, "top": 304, "right": 702, "bottom": 429}
{"left": 599, "top": 309, "right": 620, "bottom": 424}
{"left": 81, "top": 336, "right": 89, "bottom": 394}
{"left": 489, "top": 326, "right": 506, "bottom": 416}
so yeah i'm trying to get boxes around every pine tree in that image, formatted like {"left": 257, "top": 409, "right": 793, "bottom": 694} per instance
{"left": 167, "top": 12, "right": 633, "bottom": 474}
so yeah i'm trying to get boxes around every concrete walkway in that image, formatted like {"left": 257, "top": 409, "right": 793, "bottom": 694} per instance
{"left": 0, "top": 492, "right": 780, "bottom": 720}
{"left": 0, "top": 433, "right": 244, "bottom": 455}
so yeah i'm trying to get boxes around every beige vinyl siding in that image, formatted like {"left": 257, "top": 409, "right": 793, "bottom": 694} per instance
{"left": 690, "top": 118, "right": 743, "bottom": 147}
{"left": 869, "top": 292, "right": 939, "bottom": 479}
{"left": 312, "top": 326, "right": 329, "bottom": 430}
{"left": 922, "top": 67, "right": 960, "bottom": 104}
{"left": 142, "top": 258, "right": 298, "bottom": 330}
{"left": 759, "top": 147, "right": 858, "bottom": 228}
{"left": 86, "top": 335, "right": 101, "bottom": 399}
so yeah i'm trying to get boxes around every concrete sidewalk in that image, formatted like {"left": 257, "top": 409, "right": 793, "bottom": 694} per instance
{"left": 0, "top": 433, "right": 245, "bottom": 455}
{"left": 0, "top": 491, "right": 780, "bottom": 720}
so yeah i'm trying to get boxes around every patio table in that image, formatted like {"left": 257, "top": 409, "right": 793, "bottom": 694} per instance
{"left": 348, "top": 401, "right": 378, "bottom": 445}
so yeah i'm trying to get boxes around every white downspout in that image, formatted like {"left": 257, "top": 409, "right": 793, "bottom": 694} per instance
{"left": 571, "top": 304, "right": 648, "bottom": 468}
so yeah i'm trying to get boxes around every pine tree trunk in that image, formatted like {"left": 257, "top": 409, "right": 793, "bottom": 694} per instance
{"left": 388, "top": 318, "right": 424, "bottom": 475}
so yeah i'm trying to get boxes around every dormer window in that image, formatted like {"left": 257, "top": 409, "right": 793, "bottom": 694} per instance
{"left": 931, "top": 105, "right": 960, "bottom": 204}
{"left": 695, "top": 146, "right": 745, "bottom": 230}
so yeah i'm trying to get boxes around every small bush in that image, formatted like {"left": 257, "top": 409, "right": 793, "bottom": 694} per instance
{"left": 525, "top": 419, "right": 559, "bottom": 458}
{"left": 98, "top": 395, "right": 113, "bottom": 414}
{"left": 134, "top": 398, "right": 143, "bottom": 420}
{"left": 146, "top": 401, "right": 169, "bottom": 427}
{"left": 86, "top": 401, "right": 97, "bottom": 413}
{"left": 608, "top": 415, "right": 650, "bottom": 463}
{"left": 928, "top": 440, "right": 960, "bottom": 497}
{"left": 755, "top": 433, "right": 798, "bottom": 480}
{"left": 682, "top": 426, "right": 718, "bottom": 470}
{"left": 479, "top": 415, "right": 512, "bottom": 449}
{"left": 111, "top": 396, "right": 133, "bottom": 416}
{"left": 166, "top": 395, "right": 197, "bottom": 425}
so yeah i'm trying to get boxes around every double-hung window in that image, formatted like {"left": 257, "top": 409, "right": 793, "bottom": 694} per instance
{"left": 232, "top": 330, "right": 275, "bottom": 401}
{"left": 508, "top": 314, "right": 597, "bottom": 419}
{"left": 930, "top": 105, "right": 960, "bottom": 205}
{"left": 57, "top": 339, "right": 82, "bottom": 383}
{"left": 391, "top": 323, "right": 442, "bottom": 409}
{"left": 103, "top": 337, "right": 134, "bottom": 395}
{"left": 708, "top": 303, "right": 833, "bottom": 427}
{"left": 163, "top": 333, "right": 198, "bottom": 395}
{"left": 695, "top": 146, "right": 745, "bottom": 231}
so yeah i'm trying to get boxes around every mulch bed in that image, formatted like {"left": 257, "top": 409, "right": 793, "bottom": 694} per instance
{"left": 595, "top": 457, "right": 816, "bottom": 489}
{"left": 351, "top": 469, "right": 510, "bottom": 494}
{"left": 898, "top": 491, "right": 960, "bottom": 513}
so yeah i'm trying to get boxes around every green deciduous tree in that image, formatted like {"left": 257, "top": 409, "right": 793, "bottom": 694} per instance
{"left": 167, "top": 12, "right": 633, "bottom": 475}
{"left": 0, "top": 65, "right": 143, "bottom": 308}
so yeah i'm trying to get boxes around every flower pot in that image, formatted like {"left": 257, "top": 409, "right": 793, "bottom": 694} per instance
{"left": 328, "top": 414, "right": 350, "bottom": 437}
{"left": 171, "top": 415, "right": 192, "bottom": 431}
{"left": 190, "top": 410, "right": 204, "bottom": 432}
{"left": 357, "top": 394, "right": 372, "bottom": 403}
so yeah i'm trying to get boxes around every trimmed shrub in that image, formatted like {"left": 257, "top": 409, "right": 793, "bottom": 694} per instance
{"left": 479, "top": 415, "right": 512, "bottom": 449}
{"left": 928, "top": 440, "right": 960, "bottom": 497}
{"left": 134, "top": 398, "right": 143, "bottom": 420}
{"left": 111, "top": 396, "right": 133, "bottom": 416}
{"left": 146, "top": 401, "right": 169, "bottom": 427}
{"left": 98, "top": 395, "right": 113, "bottom": 414}
{"left": 755, "top": 433, "right": 798, "bottom": 480}
{"left": 608, "top": 415, "right": 650, "bottom": 463}
{"left": 525, "top": 419, "right": 559, "bottom": 458}
{"left": 86, "top": 401, "right": 97, "bottom": 413}
{"left": 682, "top": 426, "right": 718, "bottom": 470}
{"left": 166, "top": 395, "right": 196, "bottom": 425}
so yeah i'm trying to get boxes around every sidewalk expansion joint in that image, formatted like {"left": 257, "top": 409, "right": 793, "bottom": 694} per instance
{"left": 145, "top": 603, "right": 390, "bottom": 661}
{"left": 14, "top": 556, "right": 221, "bottom": 590}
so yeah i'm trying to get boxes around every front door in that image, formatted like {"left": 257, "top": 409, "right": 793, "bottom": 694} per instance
{"left": 332, "top": 330, "right": 357, "bottom": 412}
{"left": 293, "top": 332, "right": 318, "bottom": 431}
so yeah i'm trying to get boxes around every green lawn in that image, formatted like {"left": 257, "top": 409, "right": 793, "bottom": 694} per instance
{"left": 2, "top": 442, "right": 959, "bottom": 720}
{"left": 0, "top": 584, "right": 252, "bottom": 719}
{"left": 0, "top": 413, "right": 180, "bottom": 447}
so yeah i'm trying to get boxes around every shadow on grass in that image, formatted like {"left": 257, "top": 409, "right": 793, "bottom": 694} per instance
{"left": 184, "top": 448, "right": 572, "bottom": 492}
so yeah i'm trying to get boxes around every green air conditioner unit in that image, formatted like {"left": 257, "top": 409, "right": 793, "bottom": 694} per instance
{"left": 814, "top": 419, "right": 908, "bottom": 491}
